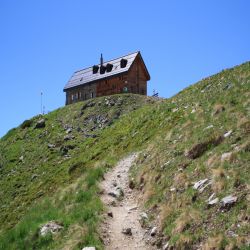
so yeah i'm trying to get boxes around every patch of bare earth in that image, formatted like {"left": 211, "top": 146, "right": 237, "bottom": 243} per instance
{"left": 100, "top": 154, "right": 156, "bottom": 250}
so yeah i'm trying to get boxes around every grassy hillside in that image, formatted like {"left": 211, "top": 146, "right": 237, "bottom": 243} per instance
{"left": 130, "top": 62, "right": 250, "bottom": 249}
{"left": 0, "top": 61, "right": 249, "bottom": 249}
{"left": 0, "top": 94, "right": 157, "bottom": 249}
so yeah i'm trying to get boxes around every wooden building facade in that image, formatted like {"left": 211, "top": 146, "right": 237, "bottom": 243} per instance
{"left": 63, "top": 51, "right": 150, "bottom": 105}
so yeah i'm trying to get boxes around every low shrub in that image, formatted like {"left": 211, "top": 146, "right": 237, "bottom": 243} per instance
{"left": 20, "top": 119, "right": 33, "bottom": 129}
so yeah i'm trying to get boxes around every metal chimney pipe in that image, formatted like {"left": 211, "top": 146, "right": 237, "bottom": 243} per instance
{"left": 100, "top": 53, "right": 103, "bottom": 66}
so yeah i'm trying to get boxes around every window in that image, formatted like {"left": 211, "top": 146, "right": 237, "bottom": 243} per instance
{"left": 105, "top": 80, "right": 108, "bottom": 84}
{"left": 119, "top": 75, "right": 123, "bottom": 80}
{"left": 123, "top": 87, "right": 128, "bottom": 93}
{"left": 91, "top": 92, "right": 94, "bottom": 98}
{"left": 71, "top": 93, "right": 78, "bottom": 102}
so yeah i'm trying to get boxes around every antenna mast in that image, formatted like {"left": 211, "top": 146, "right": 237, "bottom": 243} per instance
{"left": 40, "top": 91, "right": 43, "bottom": 115}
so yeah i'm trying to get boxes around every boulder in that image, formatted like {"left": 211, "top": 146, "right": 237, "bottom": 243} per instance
{"left": 204, "top": 125, "right": 214, "bottom": 130}
{"left": 199, "top": 181, "right": 212, "bottom": 193}
{"left": 116, "top": 187, "right": 124, "bottom": 198}
{"left": 227, "top": 230, "right": 238, "bottom": 237}
{"left": 221, "top": 152, "right": 233, "bottom": 162}
{"left": 140, "top": 212, "right": 148, "bottom": 220}
{"left": 122, "top": 227, "right": 132, "bottom": 236}
{"left": 35, "top": 119, "right": 45, "bottom": 129}
{"left": 128, "top": 206, "right": 138, "bottom": 211}
{"left": 193, "top": 179, "right": 208, "bottom": 191}
{"left": 40, "top": 221, "right": 63, "bottom": 236}
{"left": 31, "top": 174, "right": 38, "bottom": 181}
{"left": 108, "top": 191, "right": 117, "bottom": 198}
{"left": 208, "top": 193, "right": 215, "bottom": 200}
{"left": 107, "top": 212, "right": 113, "bottom": 217}
{"left": 224, "top": 130, "right": 233, "bottom": 138}
{"left": 60, "top": 146, "right": 69, "bottom": 155}
{"left": 108, "top": 187, "right": 124, "bottom": 199}
{"left": 223, "top": 82, "right": 233, "bottom": 90}
{"left": 64, "top": 135, "right": 75, "bottom": 141}
{"left": 66, "top": 128, "right": 72, "bottom": 134}
{"left": 109, "top": 100, "right": 115, "bottom": 106}
{"left": 82, "top": 248, "right": 96, "bottom": 250}
{"left": 87, "top": 101, "right": 96, "bottom": 107}
{"left": 139, "top": 212, "right": 148, "bottom": 227}
{"left": 150, "top": 226, "right": 157, "bottom": 236}
{"left": 84, "top": 134, "right": 97, "bottom": 138}
{"left": 208, "top": 197, "right": 219, "bottom": 206}
{"left": 221, "top": 195, "right": 237, "bottom": 208}
{"left": 163, "top": 242, "right": 169, "bottom": 250}
{"left": 48, "top": 143, "right": 55, "bottom": 149}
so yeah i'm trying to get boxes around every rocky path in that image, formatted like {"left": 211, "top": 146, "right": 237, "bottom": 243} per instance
{"left": 100, "top": 154, "right": 156, "bottom": 250}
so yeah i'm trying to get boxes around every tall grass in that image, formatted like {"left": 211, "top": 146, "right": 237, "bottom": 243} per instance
{"left": 0, "top": 166, "right": 105, "bottom": 250}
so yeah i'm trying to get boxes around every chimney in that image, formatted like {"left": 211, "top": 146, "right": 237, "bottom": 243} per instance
{"left": 120, "top": 58, "right": 128, "bottom": 68}
{"left": 92, "top": 65, "right": 99, "bottom": 74}
{"left": 106, "top": 63, "right": 113, "bottom": 72}
{"left": 100, "top": 53, "right": 103, "bottom": 66}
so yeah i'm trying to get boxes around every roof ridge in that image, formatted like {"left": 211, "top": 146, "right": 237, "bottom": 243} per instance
{"left": 63, "top": 51, "right": 146, "bottom": 91}
{"left": 74, "top": 51, "right": 139, "bottom": 73}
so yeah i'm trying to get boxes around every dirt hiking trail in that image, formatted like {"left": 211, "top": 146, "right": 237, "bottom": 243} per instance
{"left": 100, "top": 154, "right": 156, "bottom": 250}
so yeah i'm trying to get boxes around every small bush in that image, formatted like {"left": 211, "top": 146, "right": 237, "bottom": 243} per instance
{"left": 20, "top": 119, "right": 33, "bottom": 129}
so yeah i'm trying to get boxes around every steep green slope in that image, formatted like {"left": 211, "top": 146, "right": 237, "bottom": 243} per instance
{"left": 0, "top": 61, "right": 249, "bottom": 249}
{"left": 0, "top": 94, "right": 158, "bottom": 249}
{"left": 130, "top": 62, "right": 250, "bottom": 249}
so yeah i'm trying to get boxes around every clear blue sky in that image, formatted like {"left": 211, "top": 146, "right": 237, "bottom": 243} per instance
{"left": 0, "top": 1, "right": 249, "bottom": 137}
